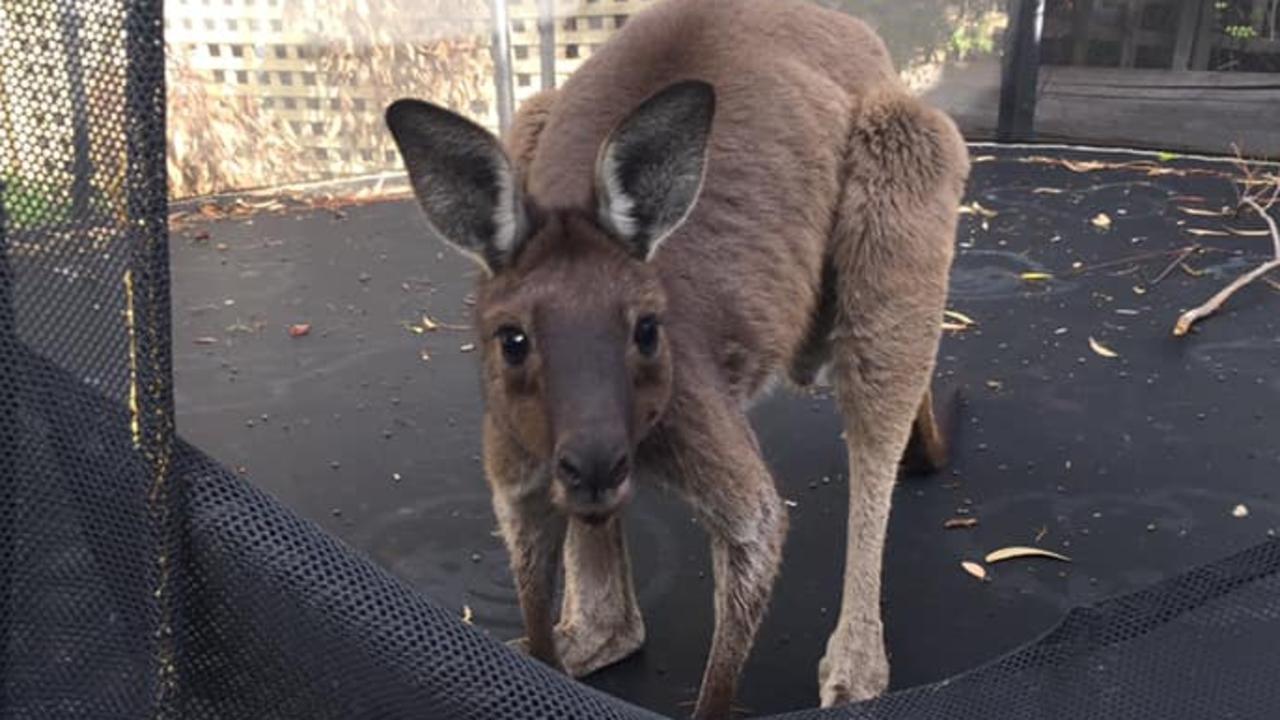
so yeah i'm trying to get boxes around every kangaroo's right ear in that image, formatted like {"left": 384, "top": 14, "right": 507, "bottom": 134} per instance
{"left": 385, "top": 99, "right": 531, "bottom": 275}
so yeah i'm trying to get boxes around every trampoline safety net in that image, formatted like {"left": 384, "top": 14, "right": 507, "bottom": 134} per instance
{"left": 3, "top": 2, "right": 1280, "bottom": 719}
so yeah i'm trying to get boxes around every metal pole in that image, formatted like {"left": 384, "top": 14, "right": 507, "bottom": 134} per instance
{"left": 538, "top": 0, "right": 557, "bottom": 90}
{"left": 997, "top": 0, "right": 1044, "bottom": 142}
{"left": 490, "top": 0, "right": 516, "bottom": 133}
{"left": 61, "top": 1, "right": 95, "bottom": 222}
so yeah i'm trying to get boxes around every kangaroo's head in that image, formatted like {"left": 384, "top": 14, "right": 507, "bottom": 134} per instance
{"left": 385, "top": 81, "right": 715, "bottom": 522}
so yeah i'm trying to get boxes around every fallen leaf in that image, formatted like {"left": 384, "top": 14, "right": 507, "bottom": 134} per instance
{"left": 193, "top": 229, "right": 211, "bottom": 241}
{"left": 985, "top": 379, "right": 1003, "bottom": 391}
{"left": 1020, "top": 271, "right": 1053, "bottom": 281}
{"left": 1088, "top": 336, "right": 1119, "bottom": 358}
{"left": 1226, "top": 227, "right": 1271, "bottom": 237}
{"left": 784, "top": 499, "right": 799, "bottom": 508}
{"left": 461, "top": 605, "right": 474, "bottom": 624}
{"left": 941, "top": 322, "right": 970, "bottom": 331}
{"left": 945, "top": 518, "right": 978, "bottom": 529}
{"left": 420, "top": 349, "right": 431, "bottom": 362}
{"left": 959, "top": 201, "right": 998, "bottom": 219}
{"left": 459, "top": 343, "right": 476, "bottom": 353}
{"left": 421, "top": 314, "right": 439, "bottom": 331}
{"left": 1091, "top": 213, "right": 1112, "bottom": 229}
{"left": 287, "top": 323, "right": 311, "bottom": 337}
{"left": 1133, "top": 285, "right": 1147, "bottom": 295}
{"left": 1062, "top": 159, "right": 1109, "bottom": 173}
{"left": 215, "top": 243, "right": 229, "bottom": 252}
{"left": 1178, "top": 206, "right": 1227, "bottom": 217}
{"left": 971, "top": 155, "right": 997, "bottom": 163}
{"left": 1232, "top": 504, "right": 1250, "bottom": 518}
{"left": 1179, "top": 263, "right": 1205, "bottom": 278}
{"left": 1186, "top": 228, "right": 1229, "bottom": 237}
{"left": 944, "top": 310, "right": 976, "bottom": 325}
{"left": 1032, "top": 187, "right": 1064, "bottom": 194}
{"left": 1156, "top": 150, "right": 1179, "bottom": 162}
{"left": 985, "top": 546, "right": 1072, "bottom": 564}
{"left": 961, "top": 561, "right": 988, "bottom": 580}
{"left": 193, "top": 336, "right": 219, "bottom": 346}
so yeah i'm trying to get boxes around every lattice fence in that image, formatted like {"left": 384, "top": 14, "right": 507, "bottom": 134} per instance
{"left": 164, "top": 0, "right": 657, "bottom": 199}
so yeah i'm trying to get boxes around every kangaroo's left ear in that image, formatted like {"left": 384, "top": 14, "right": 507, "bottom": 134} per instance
{"left": 593, "top": 80, "right": 716, "bottom": 261}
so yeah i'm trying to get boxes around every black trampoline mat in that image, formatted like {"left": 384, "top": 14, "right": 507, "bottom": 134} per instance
{"left": 169, "top": 145, "right": 1280, "bottom": 718}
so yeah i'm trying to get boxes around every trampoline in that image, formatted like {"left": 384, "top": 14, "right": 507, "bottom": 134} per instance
{"left": 4, "top": 1, "right": 1280, "bottom": 719}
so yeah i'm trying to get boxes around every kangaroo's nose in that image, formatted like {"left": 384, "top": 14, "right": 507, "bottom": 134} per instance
{"left": 555, "top": 439, "right": 630, "bottom": 498}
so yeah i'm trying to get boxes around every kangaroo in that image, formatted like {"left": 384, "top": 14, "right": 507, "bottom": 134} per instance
{"left": 384, "top": 0, "right": 969, "bottom": 716}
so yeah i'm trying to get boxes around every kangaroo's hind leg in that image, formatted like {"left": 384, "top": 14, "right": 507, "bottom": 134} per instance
{"left": 818, "top": 89, "right": 970, "bottom": 707}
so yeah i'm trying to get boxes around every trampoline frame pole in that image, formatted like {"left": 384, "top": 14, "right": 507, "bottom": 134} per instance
{"left": 490, "top": 0, "right": 516, "bottom": 134}
{"left": 538, "top": 0, "right": 556, "bottom": 90}
{"left": 998, "top": 0, "right": 1044, "bottom": 142}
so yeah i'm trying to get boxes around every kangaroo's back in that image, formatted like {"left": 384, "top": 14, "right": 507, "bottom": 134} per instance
{"left": 521, "top": 0, "right": 906, "bottom": 389}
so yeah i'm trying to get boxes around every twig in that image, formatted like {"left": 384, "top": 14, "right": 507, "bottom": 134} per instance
{"left": 1173, "top": 259, "right": 1280, "bottom": 335}
{"left": 1070, "top": 246, "right": 1224, "bottom": 276}
{"left": 1173, "top": 197, "right": 1280, "bottom": 335}
{"left": 1150, "top": 245, "right": 1201, "bottom": 286}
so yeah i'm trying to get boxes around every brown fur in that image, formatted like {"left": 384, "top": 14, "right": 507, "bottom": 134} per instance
{"left": 388, "top": 0, "right": 970, "bottom": 716}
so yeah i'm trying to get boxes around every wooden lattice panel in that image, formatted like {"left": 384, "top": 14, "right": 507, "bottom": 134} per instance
{"left": 163, "top": 0, "right": 653, "bottom": 197}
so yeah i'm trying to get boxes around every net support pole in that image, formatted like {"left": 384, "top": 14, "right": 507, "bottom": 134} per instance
{"left": 997, "top": 0, "right": 1044, "bottom": 142}
{"left": 60, "top": 1, "right": 95, "bottom": 220}
{"left": 490, "top": 0, "right": 516, "bottom": 134}
{"left": 538, "top": 0, "right": 556, "bottom": 90}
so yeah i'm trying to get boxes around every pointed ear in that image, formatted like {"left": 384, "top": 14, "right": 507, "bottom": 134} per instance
{"left": 385, "top": 99, "right": 531, "bottom": 275}
{"left": 594, "top": 80, "right": 716, "bottom": 261}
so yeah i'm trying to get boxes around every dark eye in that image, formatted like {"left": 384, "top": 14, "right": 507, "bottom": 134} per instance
{"left": 496, "top": 325, "right": 530, "bottom": 366}
{"left": 633, "top": 314, "right": 660, "bottom": 357}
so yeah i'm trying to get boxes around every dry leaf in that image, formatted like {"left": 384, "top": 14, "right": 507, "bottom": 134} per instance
{"left": 459, "top": 343, "right": 476, "bottom": 353}
{"left": 1020, "top": 271, "right": 1053, "bottom": 281}
{"left": 1091, "top": 213, "right": 1112, "bottom": 229}
{"left": 1186, "top": 228, "right": 1229, "bottom": 237}
{"left": 461, "top": 604, "right": 474, "bottom": 624}
{"left": 1178, "top": 207, "right": 1226, "bottom": 217}
{"left": 287, "top": 323, "right": 311, "bottom": 337}
{"left": 193, "top": 336, "right": 219, "bottom": 346}
{"left": 1088, "top": 336, "right": 1119, "bottom": 358}
{"left": 941, "top": 322, "right": 970, "bottom": 331}
{"left": 420, "top": 349, "right": 431, "bottom": 362}
{"left": 945, "top": 518, "right": 978, "bottom": 529}
{"left": 1226, "top": 227, "right": 1271, "bottom": 237}
{"left": 944, "top": 310, "right": 976, "bottom": 326}
{"left": 971, "top": 155, "right": 996, "bottom": 163}
{"left": 961, "top": 561, "right": 988, "bottom": 580}
{"left": 1133, "top": 285, "right": 1148, "bottom": 295}
{"left": 985, "top": 546, "right": 1072, "bottom": 564}
{"left": 1032, "top": 187, "right": 1064, "bottom": 194}
{"left": 1232, "top": 504, "right": 1250, "bottom": 518}
{"left": 959, "top": 201, "right": 998, "bottom": 219}
{"left": 421, "top": 314, "right": 439, "bottom": 331}
{"left": 1179, "top": 263, "right": 1205, "bottom": 278}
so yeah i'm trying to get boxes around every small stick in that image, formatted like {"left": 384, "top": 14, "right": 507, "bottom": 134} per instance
{"left": 1173, "top": 198, "right": 1280, "bottom": 336}
{"left": 1072, "top": 246, "right": 1220, "bottom": 276}
{"left": 1150, "top": 245, "right": 1201, "bottom": 286}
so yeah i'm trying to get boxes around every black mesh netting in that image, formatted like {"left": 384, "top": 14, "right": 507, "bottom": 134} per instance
{"left": 4, "top": 2, "right": 1280, "bottom": 719}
